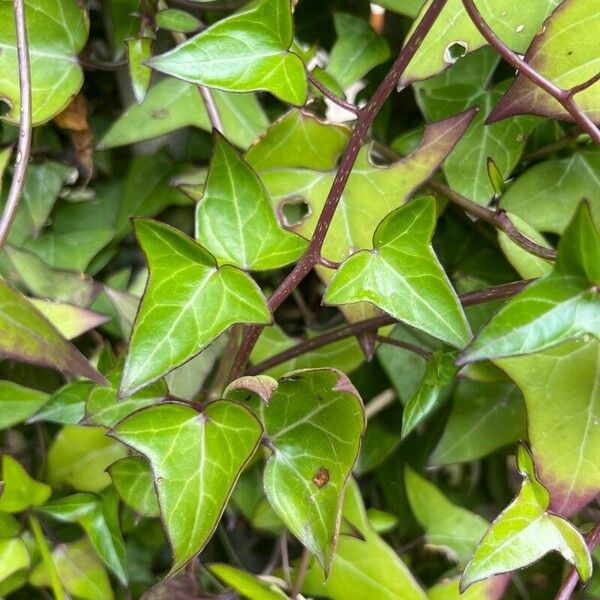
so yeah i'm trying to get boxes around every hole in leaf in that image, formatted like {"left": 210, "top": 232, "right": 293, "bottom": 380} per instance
{"left": 279, "top": 196, "right": 312, "bottom": 228}
{"left": 444, "top": 41, "right": 468, "bottom": 64}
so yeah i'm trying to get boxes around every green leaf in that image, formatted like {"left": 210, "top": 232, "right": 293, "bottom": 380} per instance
{"left": 417, "top": 83, "right": 536, "bottom": 205}
{"left": 0, "top": 380, "right": 48, "bottom": 429}
{"left": 0, "top": 455, "right": 51, "bottom": 512}
{"left": 38, "top": 489, "right": 127, "bottom": 584}
{"left": 120, "top": 219, "right": 271, "bottom": 396}
{"left": 47, "top": 425, "right": 128, "bottom": 493}
{"left": 401, "top": 0, "right": 560, "bottom": 85}
{"left": 111, "top": 401, "right": 262, "bottom": 573}
{"left": 5, "top": 245, "right": 100, "bottom": 307}
{"left": 147, "top": 0, "right": 307, "bottom": 105}
{"left": 98, "top": 78, "right": 268, "bottom": 150}
{"left": 86, "top": 357, "right": 167, "bottom": 428}
{"left": 3, "top": 160, "right": 75, "bottom": 245}
{"left": 250, "top": 324, "right": 364, "bottom": 379}
{"left": 0, "top": 513, "right": 20, "bottom": 538}
{"left": 107, "top": 456, "right": 159, "bottom": 517}
{"left": 261, "top": 109, "right": 476, "bottom": 264}
{"left": 30, "top": 299, "right": 109, "bottom": 340}
{"left": 196, "top": 132, "right": 307, "bottom": 270}
{"left": 209, "top": 563, "right": 289, "bottom": 600}
{"left": 126, "top": 38, "right": 153, "bottom": 105}
{"left": 325, "top": 196, "right": 471, "bottom": 349}
{"left": 326, "top": 13, "right": 390, "bottom": 89}
{"left": 489, "top": 0, "right": 600, "bottom": 124}
{"left": 0, "top": 278, "right": 105, "bottom": 383}
{"left": 155, "top": 8, "right": 202, "bottom": 34}
{"left": 431, "top": 381, "right": 526, "bottom": 465}
{"left": 461, "top": 202, "right": 600, "bottom": 363}
{"left": 501, "top": 151, "right": 600, "bottom": 234}
{"left": 497, "top": 337, "right": 600, "bottom": 515}
{"left": 0, "top": 538, "right": 30, "bottom": 584}
{"left": 30, "top": 538, "right": 114, "bottom": 600}
{"left": 231, "top": 369, "right": 365, "bottom": 572}
{"left": 28, "top": 381, "right": 92, "bottom": 425}
{"left": 461, "top": 444, "right": 592, "bottom": 591}
{"left": 245, "top": 109, "right": 350, "bottom": 171}
{"left": 402, "top": 349, "right": 458, "bottom": 438}
{"left": 0, "top": 0, "right": 89, "bottom": 125}
{"left": 405, "top": 468, "right": 489, "bottom": 565}
{"left": 299, "top": 478, "right": 427, "bottom": 600}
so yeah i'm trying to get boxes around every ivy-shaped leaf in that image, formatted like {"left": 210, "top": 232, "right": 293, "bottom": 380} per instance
{"left": 28, "top": 381, "right": 92, "bottom": 425}
{"left": 0, "top": 455, "right": 51, "bottom": 512}
{"left": 400, "top": 0, "right": 560, "bottom": 85}
{"left": 461, "top": 444, "right": 592, "bottom": 591}
{"left": 501, "top": 151, "right": 600, "bottom": 234}
{"left": 38, "top": 489, "right": 127, "bottom": 585}
{"left": 489, "top": 0, "right": 600, "bottom": 124}
{"left": 107, "top": 456, "right": 159, "bottom": 518}
{"left": 111, "top": 401, "right": 263, "bottom": 573}
{"left": 227, "top": 369, "right": 365, "bottom": 573}
{"left": 119, "top": 219, "right": 271, "bottom": 397}
{"left": 196, "top": 132, "right": 307, "bottom": 270}
{"left": 460, "top": 202, "right": 600, "bottom": 363}
{"left": 497, "top": 337, "right": 600, "bottom": 516}
{"left": 260, "top": 109, "right": 476, "bottom": 264}
{"left": 98, "top": 78, "right": 269, "bottom": 151}
{"left": 324, "top": 196, "right": 471, "bottom": 349}
{"left": 0, "top": 279, "right": 105, "bottom": 384}
{"left": 325, "top": 13, "right": 390, "bottom": 89}
{"left": 147, "top": 0, "right": 307, "bottom": 105}
{"left": 0, "top": 0, "right": 89, "bottom": 125}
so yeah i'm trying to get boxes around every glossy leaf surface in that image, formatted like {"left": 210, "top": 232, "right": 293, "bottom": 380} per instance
{"left": 196, "top": 133, "right": 307, "bottom": 270}
{"left": 148, "top": 0, "right": 307, "bottom": 105}
{"left": 111, "top": 401, "right": 262, "bottom": 573}
{"left": 120, "top": 219, "right": 270, "bottom": 396}
{"left": 461, "top": 445, "right": 592, "bottom": 590}
{"left": 231, "top": 369, "right": 365, "bottom": 572}
{"left": 0, "top": 0, "right": 88, "bottom": 124}
{"left": 325, "top": 197, "right": 471, "bottom": 348}
{"left": 461, "top": 202, "right": 600, "bottom": 363}
{"left": 489, "top": 0, "right": 600, "bottom": 123}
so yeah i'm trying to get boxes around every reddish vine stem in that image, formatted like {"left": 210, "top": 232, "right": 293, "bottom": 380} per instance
{"left": 306, "top": 69, "right": 359, "bottom": 116}
{"left": 462, "top": 0, "right": 600, "bottom": 146}
{"left": 246, "top": 280, "right": 530, "bottom": 375}
{"left": 228, "top": 0, "right": 450, "bottom": 381}
{"left": 0, "top": 0, "right": 32, "bottom": 250}
{"left": 553, "top": 521, "right": 600, "bottom": 600}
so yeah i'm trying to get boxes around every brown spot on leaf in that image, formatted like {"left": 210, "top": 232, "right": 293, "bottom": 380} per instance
{"left": 150, "top": 108, "right": 169, "bottom": 119}
{"left": 313, "top": 467, "right": 329, "bottom": 488}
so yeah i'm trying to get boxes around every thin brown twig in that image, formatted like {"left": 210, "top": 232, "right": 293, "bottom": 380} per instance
{"left": 291, "top": 547, "right": 311, "bottom": 599}
{"left": 170, "top": 30, "right": 223, "bottom": 132}
{"left": 553, "top": 521, "right": 600, "bottom": 600}
{"left": 306, "top": 69, "right": 359, "bottom": 116}
{"left": 462, "top": 0, "right": 600, "bottom": 146}
{"left": 245, "top": 280, "right": 531, "bottom": 375}
{"left": 375, "top": 335, "right": 431, "bottom": 359}
{"left": 228, "top": 0, "right": 451, "bottom": 381}
{"left": 0, "top": 0, "right": 32, "bottom": 250}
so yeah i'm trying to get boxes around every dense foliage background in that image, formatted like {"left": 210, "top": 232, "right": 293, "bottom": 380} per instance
{"left": 0, "top": 0, "right": 598, "bottom": 598}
